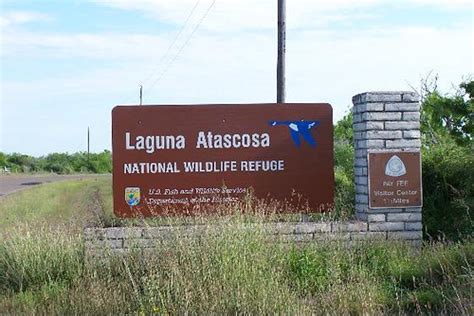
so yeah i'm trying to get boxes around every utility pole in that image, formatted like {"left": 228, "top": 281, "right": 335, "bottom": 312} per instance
{"left": 139, "top": 85, "right": 143, "bottom": 105}
{"left": 87, "top": 127, "right": 90, "bottom": 162}
{"left": 277, "top": 0, "right": 286, "bottom": 103}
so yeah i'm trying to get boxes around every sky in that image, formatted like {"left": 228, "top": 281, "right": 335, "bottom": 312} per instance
{"left": 0, "top": 0, "right": 472, "bottom": 156}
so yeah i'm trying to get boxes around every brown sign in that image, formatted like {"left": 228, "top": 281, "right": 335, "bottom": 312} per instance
{"left": 368, "top": 152, "right": 422, "bottom": 208}
{"left": 112, "top": 103, "right": 334, "bottom": 217}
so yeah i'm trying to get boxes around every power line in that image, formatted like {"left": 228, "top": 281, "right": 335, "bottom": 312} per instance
{"left": 147, "top": 0, "right": 216, "bottom": 93}
{"left": 141, "top": 0, "right": 202, "bottom": 87}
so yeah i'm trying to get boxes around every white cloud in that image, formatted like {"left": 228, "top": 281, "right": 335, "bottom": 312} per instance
{"left": 89, "top": 0, "right": 472, "bottom": 31}
{"left": 1, "top": 31, "right": 169, "bottom": 60}
{"left": 89, "top": 0, "right": 381, "bottom": 31}
{"left": 0, "top": 11, "right": 51, "bottom": 28}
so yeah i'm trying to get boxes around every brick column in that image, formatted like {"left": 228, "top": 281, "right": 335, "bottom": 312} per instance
{"left": 352, "top": 91, "right": 422, "bottom": 242}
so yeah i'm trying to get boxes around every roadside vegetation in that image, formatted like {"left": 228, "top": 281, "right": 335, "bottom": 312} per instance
{"left": 0, "top": 216, "right": 472, "bottom": 314}
{"left": 0, "top": 151, "right": 112, "bottom": 174}
{"left": 0, "top": 177, "right": 112, "bottom": 232}
{"left": 0, "top": 78, "right": 472, "bottom": 313}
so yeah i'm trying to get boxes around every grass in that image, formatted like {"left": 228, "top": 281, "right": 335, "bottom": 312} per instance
{"left": 0, "top": 222, "right": 472, "bottom": 314}
{"left": 0, "top": 177, "right": 113, "bottom": 232}
{"left": 0, "top": 179, "right": 472, "bottom": 314}
{"left": 0, "top": 177, "right": 347, "bottom": 231}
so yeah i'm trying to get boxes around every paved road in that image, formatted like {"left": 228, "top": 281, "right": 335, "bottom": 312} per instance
{"left": 0, "top": 174, "right": 110, "bottom": 198}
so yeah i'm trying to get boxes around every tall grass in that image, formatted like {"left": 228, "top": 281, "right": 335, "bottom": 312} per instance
{"left": 1, "top": 217, "right": 472, "bottom": 314}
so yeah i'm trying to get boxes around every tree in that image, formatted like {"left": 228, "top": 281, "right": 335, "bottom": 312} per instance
{"left": 421, "top": 77, "right": 474, "bottom": 146}
{"left": 334, "top": 111, "right": 353, "bottom": 144}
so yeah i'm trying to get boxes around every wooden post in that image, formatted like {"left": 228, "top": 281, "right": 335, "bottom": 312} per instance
{"left": 87, "top": 127, "right": 90, "bottom": 163}
{"left": 277, "top": 0, "right": 286, "bottom": 103}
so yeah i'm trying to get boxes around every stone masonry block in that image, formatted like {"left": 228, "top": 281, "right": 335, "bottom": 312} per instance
{"left": 105, "top": 227, "right": 143, "bottom": 239}
{"left": 104, "top": 239, "right": 123, "bottom": 249}
{"left": 142, "top": 227, "right": 173, "bottom": 239}
{"left": 386, "top": 213, "right": 422, "bottom": 222}
{"left": 355, "top": 185, "right": 368, "bottom": 194}
{"left": 367, "top": 214, "right": 386, "bottom": 222}
{"left": 385, "top": 139, "right": 421, "bottom": 149}
{"left": 369, "top": 207, "right": 410, "bottom": 213}
{"left": 355, "top": 204, "right": 369, "bottom": 213}
{"left": 385, "top": 121, "right": 420, "bottom": 130}
{"left": 405, "top": 207, "right": 422, "bottom": 213}
{"left": 356, "top": 92, "right": 403, "bottom": 103}
{"left": 403, "top": 112, "right": 421, "bottom": 121}
{"left": 402, "top": 92, "right": 420, "bottom": 102}
{"left": 353, "top": 114, "right": 362, "bottom": 123}
{"left": 353, "top": 122, "right": 385, "bottom": 131}
{"left": 357, "top": 140, "right": 385, "bottom": 149}
{"left": 84, "top": 228, "right": 105, "bottom": 240}
{"left": 294, "top": 222, "right": 331, "bottom": 234}
{"left": 369, "top": 222, "right": 405, "bottom": 232}
{"left": 313, "top": 232, "right": 351, "bottom": 241}
{"left": 406, "top": 222, "right": 423, "bottom": 231}
{"left": 355, "top": 149, "right": 368, "bottom": 158}
{"left": 332, "top": 221, "right": 368, "bottom": 232}
{"left": 354, "top": 167, "right": 368, "bottom": 176}
{"left": 366, "top": 131, "right": 402, "bottom": 139}
{"left": 385, "top": 103, "right": 420, "bottom": 112}
{"left": 362, "top": 112, "right": 402, "bottom": 121}
{"left": 143, "top": 226, "right": 207, "bottom": 239}
{"left": 354, "top": 158, "right": 368, "bottom": 167}
{"left": 356, "top": 212, "right": 368, "bottom": 221}
{"left": 353, "top": 103, "right": 384, "bottom": 113}
{"left": 403, "top": 130, "right": 421, "bottom": 138}
{"left": 355, "top": 176, "right": 368, "bottom": 185}
{"left": 124, "top": 238, "right": 158, "bottom": 248}
{"left": 356, "top": 194, "right": 369, "bottom": 204}
{"left": 387, "top": 231, "right": 422, "bottom": 240}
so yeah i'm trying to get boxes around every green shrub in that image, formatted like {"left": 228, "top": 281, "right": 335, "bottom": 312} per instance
{"left": 422, "top": 137, "right": 474, "bottom": 240}
{"left": 334, "top": 142, "right": 355, "bottom": 218}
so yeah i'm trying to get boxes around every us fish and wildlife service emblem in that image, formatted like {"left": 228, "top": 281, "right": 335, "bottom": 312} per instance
{"left": 125, "top": 187, "right": 140, "bottom": 206}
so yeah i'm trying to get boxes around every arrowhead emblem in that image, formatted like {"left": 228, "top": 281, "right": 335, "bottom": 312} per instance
{"left": 385, "top": 155, "right": 406, "bottom": 177}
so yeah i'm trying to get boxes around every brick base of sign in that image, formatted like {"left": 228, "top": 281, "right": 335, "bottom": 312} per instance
{"left": 83, "top": 221, "right": 422, "bottom": 258}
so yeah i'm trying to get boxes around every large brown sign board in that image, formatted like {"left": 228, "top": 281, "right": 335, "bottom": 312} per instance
{"left": 368, "top": 152, "right": 422, "bottom": 208}
{"left": 112, "top": 104, "right": 334, "bottom": 217}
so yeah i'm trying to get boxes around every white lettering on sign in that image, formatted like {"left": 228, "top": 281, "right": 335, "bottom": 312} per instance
{"left": 241, "top": 160, "right": 284, "bottom": 171}
{"left": 125, "top": 132, "right": 185, "bottom": 153}
{"left": 183, "top": 161, "right": 238, "bottom": 173}
{"left": 124, "top": 162, "right": 181, "bottom": 174}
{"left": 125, "top": 131, "right": 271, "bottom": 153}
{"left": 195, "top": 131, "right": 270, "bottom": 149}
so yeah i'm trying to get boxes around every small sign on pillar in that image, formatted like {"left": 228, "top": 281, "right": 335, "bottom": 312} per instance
{"left": 368, "top": 152, "right": 422, "bottom": 208}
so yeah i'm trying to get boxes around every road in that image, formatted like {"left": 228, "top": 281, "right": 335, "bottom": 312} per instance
{"left": 0, "top": 174, "right": 110, "bottom": 198}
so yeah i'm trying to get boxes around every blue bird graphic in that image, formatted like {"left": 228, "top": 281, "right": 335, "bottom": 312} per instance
{"left": 269, "top": 120, "right": 320, "bottom": 148}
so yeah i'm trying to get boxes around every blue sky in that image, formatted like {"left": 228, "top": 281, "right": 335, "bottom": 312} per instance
{"left": 1, "top": 0, "right": 472, "bottom": 155}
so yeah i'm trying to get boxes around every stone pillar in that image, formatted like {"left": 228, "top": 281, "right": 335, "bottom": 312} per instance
{"left": 352, "top": 91, "right": 422, "bottom": 242}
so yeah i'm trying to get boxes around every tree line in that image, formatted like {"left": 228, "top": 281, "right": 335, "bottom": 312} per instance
{"left": 0, "top": 151, "right": 112, "bottom": 174}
